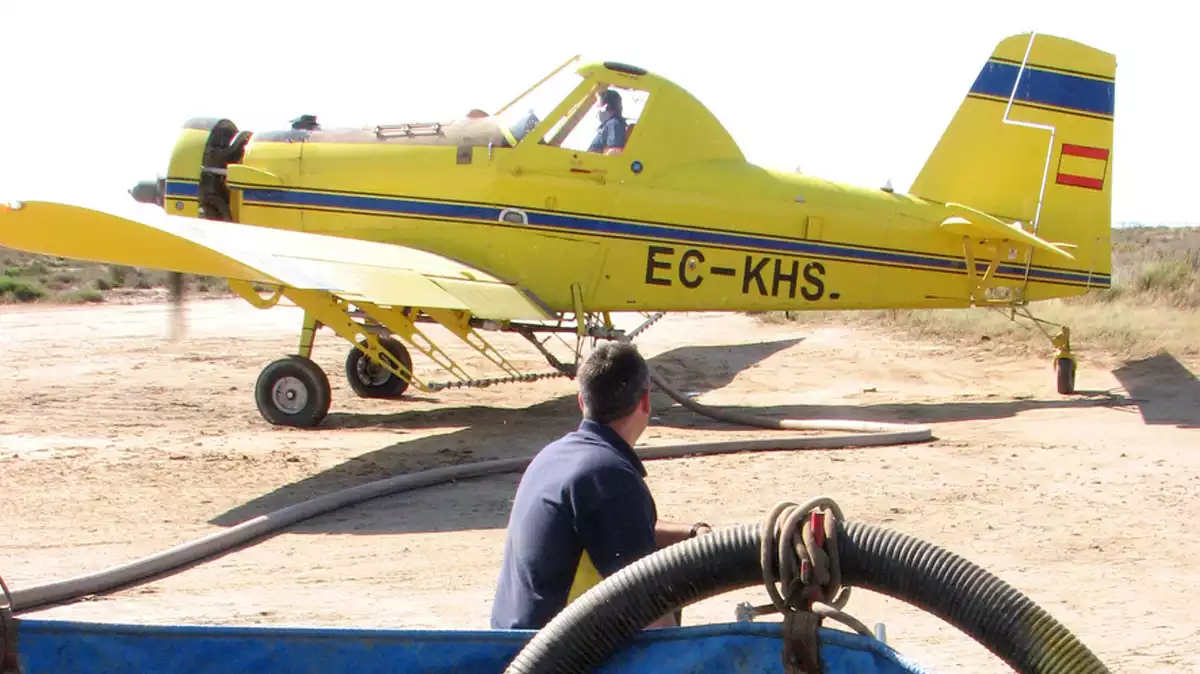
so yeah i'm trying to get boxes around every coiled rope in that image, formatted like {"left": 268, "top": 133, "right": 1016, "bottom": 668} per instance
{"left": 759, "top": 499, "right": 873, "bottom": 639}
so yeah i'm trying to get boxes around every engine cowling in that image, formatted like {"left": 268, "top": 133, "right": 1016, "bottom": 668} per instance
{"left": 129, "top": 117, "right": 251, "bottom": 219}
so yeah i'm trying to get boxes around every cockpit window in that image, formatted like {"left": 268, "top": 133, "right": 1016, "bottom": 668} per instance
{"left": 496, "top": 70, "right": 588, "bottom": 143}
{"left": 549, "top": 86, "right": 650, "bottom": 153}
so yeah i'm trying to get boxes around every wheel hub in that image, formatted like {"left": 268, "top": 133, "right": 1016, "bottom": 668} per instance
{"left": 357, "top": 357, "right": 393, "bottom": 387}
{"left": 271, "top": 376, "right": 309, "bottom": 414}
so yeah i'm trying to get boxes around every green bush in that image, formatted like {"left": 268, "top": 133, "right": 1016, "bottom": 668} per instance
{"left": 0, "top": 277, "right": 46, "bottom": 302}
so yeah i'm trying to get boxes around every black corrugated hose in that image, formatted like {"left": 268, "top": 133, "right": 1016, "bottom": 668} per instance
{"left": 502, "top": 520, "right": 1110, "bottom": 674}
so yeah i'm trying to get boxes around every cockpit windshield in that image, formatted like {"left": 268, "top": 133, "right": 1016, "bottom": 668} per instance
{"left": 495, "top": 68, "right": 591, "bottom": 144}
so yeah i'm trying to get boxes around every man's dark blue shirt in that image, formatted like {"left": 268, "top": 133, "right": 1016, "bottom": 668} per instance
{"left": 587, "top": 115, "right": 627, "bottom": 153}
{"left": 490, "top": 419, "right": 657, "bottom": 629}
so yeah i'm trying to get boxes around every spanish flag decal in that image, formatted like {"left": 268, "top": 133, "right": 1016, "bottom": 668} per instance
{"left": 1055, "top": 143, "right": 1110, "bottom": 191}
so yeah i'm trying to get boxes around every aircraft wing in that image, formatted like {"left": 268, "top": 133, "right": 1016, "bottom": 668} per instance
{"left": 940, "top": 206, "right": 1076, "bottom": 261}
{"left": 0, "top": 200, "right": 554, "bottom": 321}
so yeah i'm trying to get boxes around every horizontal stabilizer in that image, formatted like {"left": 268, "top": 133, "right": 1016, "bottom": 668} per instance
{"left": 0, "top": 200, "right": 554, "bottom": 321}
{"left": 939, "top": 211, "right": 1075, "bottom": 261}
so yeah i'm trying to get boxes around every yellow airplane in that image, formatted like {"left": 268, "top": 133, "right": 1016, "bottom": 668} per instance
{"left": 0, "top": 32, "right": 1115, "bottom": 428}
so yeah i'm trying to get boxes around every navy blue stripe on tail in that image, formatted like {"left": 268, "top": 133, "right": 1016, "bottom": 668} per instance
{"left": 970, "top": 61, "right": 1115, "bottom": 118}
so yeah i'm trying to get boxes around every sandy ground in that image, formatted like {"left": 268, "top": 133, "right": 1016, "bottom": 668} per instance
{"left": 1, "top": 298, "right": 1198, "bottom": 673}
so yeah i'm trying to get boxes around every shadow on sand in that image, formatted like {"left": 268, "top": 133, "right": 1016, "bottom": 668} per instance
{"left": 209, "top": 339, "right": 801, "bottom": 534}
{"left": 1111, "top": 351, "right": 1200, "bottom": 430}
{"left": 208, "top": 339, "right": 1171, "bottom": 536}
{"left": 652, "top": 390, "right": 1135, "bottom": 431}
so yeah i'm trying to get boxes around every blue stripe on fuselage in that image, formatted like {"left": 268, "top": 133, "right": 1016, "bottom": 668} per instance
{"left": 970, "top": 60, "right": 1115, "bottom": 117}
{"left": 164, "top": 180, "right": 1108, "bottom": 287}
{"left": 165, "top": 181, "right": 199, "bottom": 198}
{"left": 243, "top": 187, "right": 981, "bottom": 274}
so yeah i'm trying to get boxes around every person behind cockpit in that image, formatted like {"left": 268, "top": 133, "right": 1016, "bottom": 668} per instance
{"left": 587, "top": 89, "right": 626, "bottom": 155}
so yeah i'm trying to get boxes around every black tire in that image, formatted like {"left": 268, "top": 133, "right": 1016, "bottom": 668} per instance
{"left": 254, "top": 355, "right": 332, "bottom": 427}
{"left": 345, "top": 336, "right": 413, "bottom": 399}
{"left": 1055, "top": 357, "right": 1076, "bottom": 395}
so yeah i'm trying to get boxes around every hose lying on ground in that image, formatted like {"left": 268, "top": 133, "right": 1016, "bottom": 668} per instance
{"left": 7, "top": 369, "right": 931, "bottom": 614}
{"left": 502, "top": 500, "right": 1110, "bottom": 674}
{"left": 646, "top": 365, "right": 931, "bottom": 442}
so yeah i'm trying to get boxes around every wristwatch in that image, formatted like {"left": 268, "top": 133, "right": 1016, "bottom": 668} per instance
{"left": 689, "top": 522, "right": 712, "bottom": 538}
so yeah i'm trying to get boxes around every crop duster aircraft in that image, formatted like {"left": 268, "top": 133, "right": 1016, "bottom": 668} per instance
{"left": 0, "top": 32, "right": 1115, "bottom": 428}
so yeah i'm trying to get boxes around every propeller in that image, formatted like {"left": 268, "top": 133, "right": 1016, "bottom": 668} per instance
{"left": 131, "top": 119, "right": 248, "bottom": 342}
{"left": 168, "top": 270, "right": 186, "bottom": 341}
{"left": 129, "top": 176, "right": 187, "bottom": 341}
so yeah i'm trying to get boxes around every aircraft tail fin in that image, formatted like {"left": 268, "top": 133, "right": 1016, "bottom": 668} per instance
{"left": 910, "top": 32, "right": 1116, "bottom": 287}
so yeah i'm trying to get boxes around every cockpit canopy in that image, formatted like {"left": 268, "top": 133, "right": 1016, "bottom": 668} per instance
{"left": 495, "top": 63, "right": 649, "bottom": 151}
{"left": 264, "top": 58, "right": 744, "bottom": 173}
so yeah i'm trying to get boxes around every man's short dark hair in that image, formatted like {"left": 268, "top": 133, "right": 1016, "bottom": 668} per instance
{"left": 599, "top": 88, "right": 622, "bottom": 114}
{"left": 578, "top": 341, "right": 650, "bottom": 424}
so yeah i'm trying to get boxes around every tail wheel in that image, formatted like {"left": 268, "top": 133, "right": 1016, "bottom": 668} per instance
{"left": 1055, "top": 357, "right": 1076, "bottom": 395}
{"left": 345, "top": 336, "right": 413, "bottom": 399}
{"left": 254, "top": 355, "right": 332, "bottom": 427}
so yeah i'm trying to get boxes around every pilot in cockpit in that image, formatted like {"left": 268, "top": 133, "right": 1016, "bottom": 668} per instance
{"left": 587, "top": 89, "right": 627, "bottom": 155}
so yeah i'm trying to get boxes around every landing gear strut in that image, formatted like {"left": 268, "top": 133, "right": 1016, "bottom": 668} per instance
{"left": 1011, "top": 306, "right": 1077, "bottom": 395}
{"left": 1052, "top": 326, "right": 1076, "bottom": 395}
{"left": 240, "top": 293, "right": 606, "bottom": 427}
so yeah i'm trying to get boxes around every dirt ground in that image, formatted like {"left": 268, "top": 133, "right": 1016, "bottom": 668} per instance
{"left": 1, "top": 298, "right": 1197, "bottom": 673}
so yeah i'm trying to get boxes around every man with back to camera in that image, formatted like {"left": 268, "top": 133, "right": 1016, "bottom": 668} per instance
{"left": 489, "top": 341, "right": 712, "bottom": 630}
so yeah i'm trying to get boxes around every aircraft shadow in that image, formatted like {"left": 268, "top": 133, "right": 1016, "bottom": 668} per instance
{"left": 651, "top": 392, "right": 1133, "bottom": 430}
{"left": 1111, "top": 351, "right": 1200, "bottom": 429}
{"left": 208, "top": 338, "right": 803, "bottom": 535}
{"left": 650, "top": 352, "right": 1200, "bottom": 431}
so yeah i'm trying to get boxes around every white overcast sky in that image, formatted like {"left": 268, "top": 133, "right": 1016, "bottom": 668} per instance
{"left": 0, "top": 0, "right": 1192, "bottom": 225}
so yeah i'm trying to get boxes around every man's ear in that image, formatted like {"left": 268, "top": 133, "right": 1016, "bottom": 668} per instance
{"left": 578, "top": 391, "right": 586, "bottom": 414}
{"left": 641, "top": 388, "right": 651, "bottom": 412}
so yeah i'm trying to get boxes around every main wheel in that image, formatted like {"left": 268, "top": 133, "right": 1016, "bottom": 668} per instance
{"left": 1055, "top": 356, "right": 1076, "bottom": 395}
{"left": 254, "top": 355, "right": 332, "bottom": 427}
{"left": 345, "top": 336, "right": 413, "bottom": 399}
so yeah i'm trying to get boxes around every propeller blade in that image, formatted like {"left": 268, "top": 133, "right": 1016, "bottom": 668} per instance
{"left": 168, "top": 271, "right": 186, "bottom": 341}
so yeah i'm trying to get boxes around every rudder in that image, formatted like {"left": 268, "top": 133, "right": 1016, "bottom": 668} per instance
{"left": 911, "top": 32, "right": 1116, "bottom": 287}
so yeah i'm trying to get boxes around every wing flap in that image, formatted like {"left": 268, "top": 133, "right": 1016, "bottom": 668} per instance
{"left": 0, "top": 200, "right": 553, "bottom": 320}
{"left": 292, "top": 261, "right": 473, "bottom": 311}
{"left": 431, "top": 278, "right": 555, "bottom": 321}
